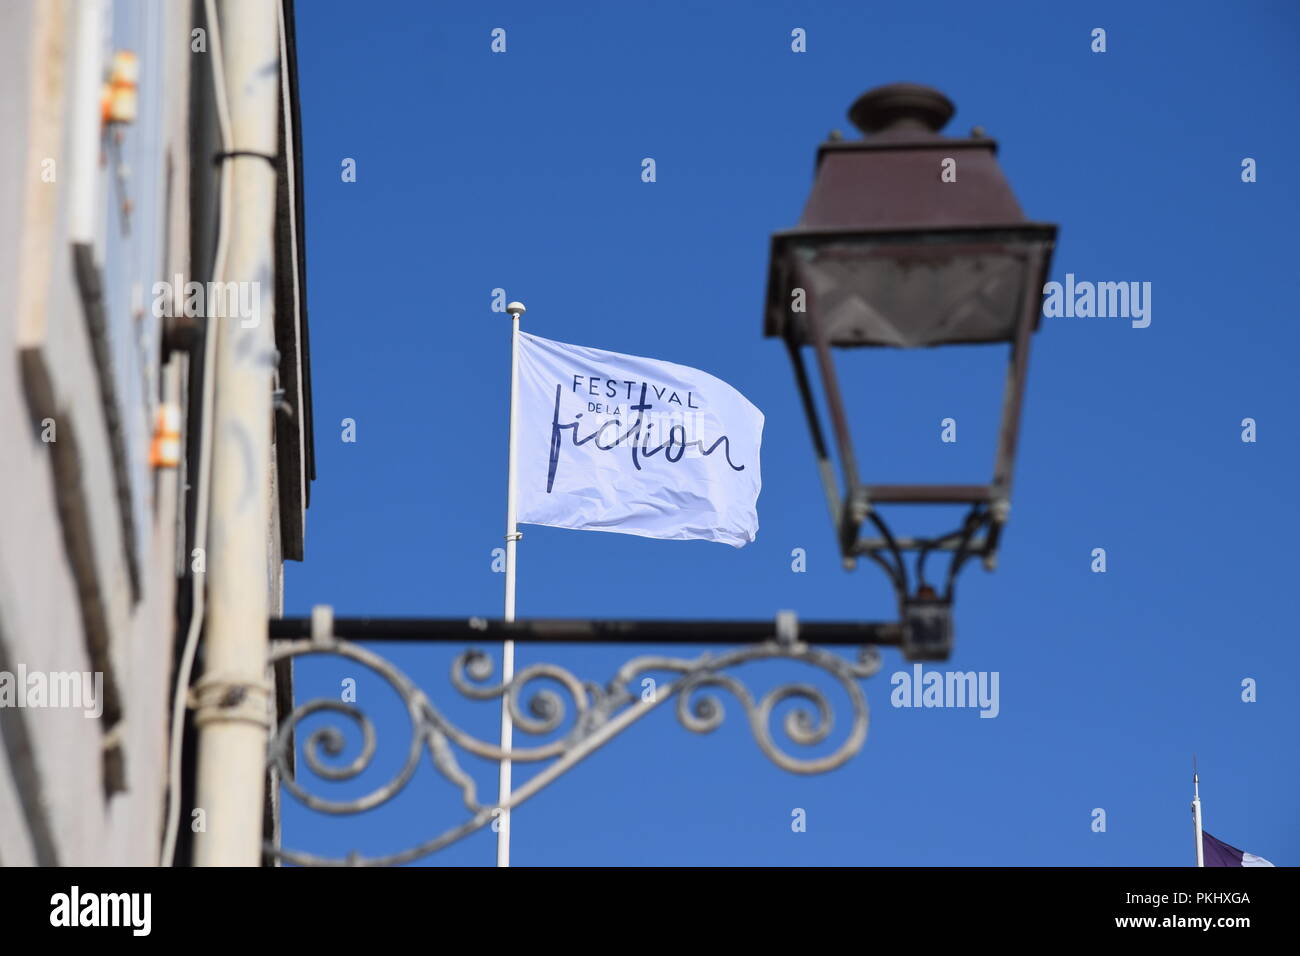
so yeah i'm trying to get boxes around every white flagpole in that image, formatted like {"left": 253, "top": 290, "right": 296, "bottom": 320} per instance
{"left": 497, "top": 300, "right": 526, "bottom": 868}
{"left": 1191, "top": 756, "right": 1204, "bottom": 867}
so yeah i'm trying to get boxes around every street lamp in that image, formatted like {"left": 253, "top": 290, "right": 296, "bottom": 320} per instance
{"left": 764, "top": 83, "right": 1057, "bottom": 661}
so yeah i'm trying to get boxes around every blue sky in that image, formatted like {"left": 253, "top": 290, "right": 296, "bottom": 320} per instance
{"left": 281, "top": 0, "right": 1299, "bottom": 865}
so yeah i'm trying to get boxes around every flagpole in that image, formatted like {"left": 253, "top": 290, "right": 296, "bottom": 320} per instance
{"left": 1192, "top": 755, "right": 1204, "bottom": 867}
{"left": 497, "top": 300, "right": 526, "bottom": 868}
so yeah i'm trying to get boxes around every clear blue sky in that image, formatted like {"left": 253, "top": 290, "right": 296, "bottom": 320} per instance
{"left": 282, "top": 0, "right": 1299, "bottom": 866}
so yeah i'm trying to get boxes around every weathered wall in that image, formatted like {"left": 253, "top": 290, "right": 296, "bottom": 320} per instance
{"left": 0, "top": 0, "right": 188, "bottom": 866}
{"left": 0, "top": 0, "right": 303, "bottom": 867}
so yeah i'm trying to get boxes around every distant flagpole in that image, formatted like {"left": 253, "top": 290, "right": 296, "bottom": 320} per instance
{"left": 1191, "top": 756, "right": 1204, "bottom": 867}
{"left": 497, "top": 301, "right": 526, "bottom": 868}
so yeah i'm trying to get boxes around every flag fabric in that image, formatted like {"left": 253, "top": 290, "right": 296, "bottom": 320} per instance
{"left": 514, "top": 332, "right": 763, "bottom": 547}
{"left": 1202, "top": 831, "right": 1274, "bottom": 867}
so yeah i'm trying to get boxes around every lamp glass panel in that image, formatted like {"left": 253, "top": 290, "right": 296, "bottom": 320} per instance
{"left": 794, "top": 339, "right": 1008, "bottom": 493}
{"left": 790, "top": 240, "right": 1034, "bottom": 348}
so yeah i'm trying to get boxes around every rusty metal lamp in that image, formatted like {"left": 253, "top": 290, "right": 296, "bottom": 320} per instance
{"left": 764, "top": 83, "right": 1058, "bottom": 660}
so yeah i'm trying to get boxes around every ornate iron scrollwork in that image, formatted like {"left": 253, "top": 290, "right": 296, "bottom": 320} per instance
{"left": 265, "top": 625, "right": 883, "bottom": 866}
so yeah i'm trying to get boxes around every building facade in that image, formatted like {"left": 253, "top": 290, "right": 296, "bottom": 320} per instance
{"left": 0, "top": 0, "right": 311, "bottom": 866}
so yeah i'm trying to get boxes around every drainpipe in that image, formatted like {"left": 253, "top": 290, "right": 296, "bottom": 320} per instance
{"left": 191, "top": 0, "right": 281, "bottom": 867}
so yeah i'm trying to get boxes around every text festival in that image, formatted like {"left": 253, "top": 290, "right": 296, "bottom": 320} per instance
{"left": 545, "top": 375, "right": 746, "bottom": 493}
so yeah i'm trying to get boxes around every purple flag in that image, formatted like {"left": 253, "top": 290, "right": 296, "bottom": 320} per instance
{"left": 1203, "top": 831, "right": 1274, "bottom": 867}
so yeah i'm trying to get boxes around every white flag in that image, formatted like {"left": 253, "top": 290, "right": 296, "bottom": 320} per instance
{"left": 515, "top": 332, "right": 763, "bottom": 547}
